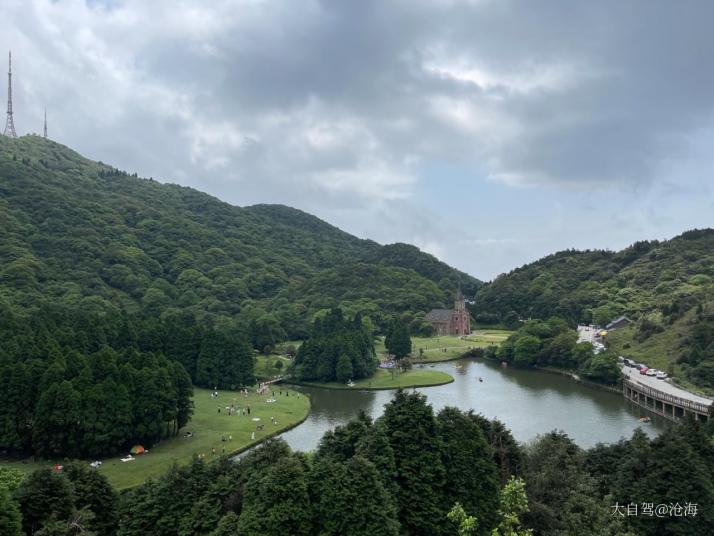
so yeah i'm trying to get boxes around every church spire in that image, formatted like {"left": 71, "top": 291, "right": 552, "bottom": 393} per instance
{"left": 454, "top": 287, "right": 466, "bottom": 312}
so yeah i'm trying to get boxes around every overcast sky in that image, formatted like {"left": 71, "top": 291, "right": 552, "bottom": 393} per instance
{"left": 2, "top": 0, "right": 714, "bottom": 280}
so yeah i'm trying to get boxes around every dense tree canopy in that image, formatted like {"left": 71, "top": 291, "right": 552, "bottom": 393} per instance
{"left": 474, "top": 230, "right": 714, "bottom": 390}
{"left": 385, "top": 317, "right": 412, "bottom": 360}
{"left": 3, "top": 392, "right": 712, "bottom": 536}
{"left": 291, "top": 308, "right": 377, "bottom": 382}
{"left": 0, "top": 135, "right": 481, "bottom": 461}
{"left": 0, "top": 342, "right": 192, "bottom": 458}
{"left": 0, "top": 135, "right": 478, "bottom": 344}
{"left": 495, "top": 318, "right": 621, "bottom": 385}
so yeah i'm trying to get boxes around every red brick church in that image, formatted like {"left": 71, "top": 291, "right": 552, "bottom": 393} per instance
{"left": 425, "top": 290, "right": 471, "bottom": 336}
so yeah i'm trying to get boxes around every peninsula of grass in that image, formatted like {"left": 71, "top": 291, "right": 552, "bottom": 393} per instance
{"left": 376, "top": 330, "right": 513, "bottom": 363}
{"left": 0, "top": 386, "right": 310, "bottom": 490}
{"left": 287, "top": 367, "right": 453, "bottom": 390}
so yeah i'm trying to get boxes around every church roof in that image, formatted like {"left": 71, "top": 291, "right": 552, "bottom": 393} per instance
{"left": 425, "top": 309, "right": 453, "bottom": 322}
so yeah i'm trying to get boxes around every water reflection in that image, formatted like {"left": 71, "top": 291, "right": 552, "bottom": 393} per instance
{"left": 278, "top": 358, "right": 669, "bottom": 452}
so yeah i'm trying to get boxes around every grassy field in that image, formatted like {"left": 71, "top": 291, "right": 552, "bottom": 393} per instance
{"left": 255, "top": 354, "right": 291, "bottom": 379}
{"left": 376, "top": 330, "right": 513, "bottom": 362}
{"left": 256, "top": 331, "right": 512, "bottom": 379}
{"left": 288, "top": 367, "right": 453, "bottom": 390}
{"left": 0, "top": 386, "right": 310, "bottom": 490}
{"left": 254, "top": 341, "right": 304, "bottom": 379}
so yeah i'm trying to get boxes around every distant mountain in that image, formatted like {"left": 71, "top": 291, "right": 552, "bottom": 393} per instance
{"left": 0, "top": 135, "right": 480, "bottom": 337}
{"left": 474, "top": 230, "right": 714, "bottom": 391}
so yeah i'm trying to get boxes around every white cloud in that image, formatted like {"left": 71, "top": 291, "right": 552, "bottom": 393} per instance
{"left": 2, "top": 0, "right": 713, "bottom": 279}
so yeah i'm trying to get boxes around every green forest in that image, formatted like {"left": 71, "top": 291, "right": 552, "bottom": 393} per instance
{"left": 2, "top": 391, "right": 712, "bottom": 536}
{"left": 494, "top": 318, "right": 621, "bottom": 385}
{"left": 0, "top": 135, "right": 477, "bottom": 458}
{"left": 2, "top": 134, "right": 714, "bottom": 535}
{"left": 0, "top": 135, "right": 478, "bottom": 340}
{"left": 291, "top": 308, "right": 377, "bottom": 382}
{"left": 473, "top": 230, "right": 714, "bottom": 390}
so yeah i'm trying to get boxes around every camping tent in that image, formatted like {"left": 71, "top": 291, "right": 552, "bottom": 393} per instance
{"left": 130, "top": 445, "right": 145, "bottom": 455}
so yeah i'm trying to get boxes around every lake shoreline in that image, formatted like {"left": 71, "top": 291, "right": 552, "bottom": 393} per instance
{"left": 480, "top": 356, "right": 622, "bottom": 394}
{"left": 283, "top": 374, "right": 454, "bottom": 391}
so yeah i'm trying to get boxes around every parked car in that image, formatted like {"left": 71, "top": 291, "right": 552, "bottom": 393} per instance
{"left": 639, "top": 367, "right": 649, "bottom": 375}
{"left": 656, "top": 371, "right": 668, "bottom": 379}
{"left": 646, "top": 369, "right": 657, "bottom": 377}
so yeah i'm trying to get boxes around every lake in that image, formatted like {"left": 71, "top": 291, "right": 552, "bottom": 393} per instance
{"left": 278, "top": 358, "right": 668, "bottom": 451}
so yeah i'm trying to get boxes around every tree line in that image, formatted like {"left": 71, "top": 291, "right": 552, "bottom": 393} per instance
{"left": 3, "top": 390, "right": 712, "bottom": 535}
{"left": 0, "top": 135, "right": 476, "bottom": 349}
{"left": 494, "top": 317, "right": 621, "bottom": 385}
{"left": 291, "top": 308, "right": 377, "bottom": 382}
{"left": 0, "top": 345, "right": 192, "bottom": 459}
{"left": 0, "top": 304, "right": 266, "bottom": 458}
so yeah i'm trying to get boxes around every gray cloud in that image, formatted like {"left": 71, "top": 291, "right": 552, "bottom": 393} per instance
{"left": 2, "top": 0, "right": 713, "bottom": 279}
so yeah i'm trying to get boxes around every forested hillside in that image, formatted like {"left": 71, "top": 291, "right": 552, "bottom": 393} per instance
{"left": 0, "top": 135, "right": 479, "bottom": 337}
{"left": 0, "top": 135, "right": 479, "bottom": 457}
{"left": 474, "top": 231, "right": 714, "bottom": 390}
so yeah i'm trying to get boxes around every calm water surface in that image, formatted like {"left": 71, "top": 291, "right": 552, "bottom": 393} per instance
{"left": 278, "top": 358, "right": 668, "bottom": 451}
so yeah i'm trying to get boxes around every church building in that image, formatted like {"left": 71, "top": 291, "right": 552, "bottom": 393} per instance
{"left": 425, "top": 290, "right": 471, "bottom": 336}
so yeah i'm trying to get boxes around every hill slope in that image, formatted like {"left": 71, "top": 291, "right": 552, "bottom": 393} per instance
{"left": 0, "top": 135, "right": 479, "bottom": 336}
{"left": 474, "top": 231, "right": 714, "bottom": 391}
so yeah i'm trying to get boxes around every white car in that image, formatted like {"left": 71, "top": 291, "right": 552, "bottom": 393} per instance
{"left": 656, "top": 371, "right": 668, "bottom": 379}
{"left": 646, "top": 369, "right": 657, "bottom": 377}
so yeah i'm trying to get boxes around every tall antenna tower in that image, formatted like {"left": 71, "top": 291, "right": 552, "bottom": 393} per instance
{"left": 3, "top": 51, "right": 17, "bottom": 138}
{"left": 43, "top": 107, "right": 47, "bottom": 139}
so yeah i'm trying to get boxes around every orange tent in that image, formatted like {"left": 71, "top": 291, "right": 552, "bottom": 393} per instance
{"left": 130, "top": 445, "right": 145, "bottom": 455}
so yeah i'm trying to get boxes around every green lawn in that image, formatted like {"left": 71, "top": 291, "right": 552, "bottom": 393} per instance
{"left": 289, "top": 367, "right": 453, "bottom": 390}
{"left": 255, "top": 354, "right": 291, "bottom": 379}
{"left": 0, "top": 386, "right": 310, "bottom": 490}
{"left": 376, "top": 330, "right": 513, "bottom": 362}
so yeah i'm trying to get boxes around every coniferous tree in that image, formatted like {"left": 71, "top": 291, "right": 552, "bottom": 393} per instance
{"left": 312, "top": 456, "right": 400, "bottom": 536}
{"left": 292, "top": 308, "right": 376, "bottom": 382}
{"left": 237, "top": 456, "right": 312, "bottom": 536}
{"left": 522, "top": 431, "right": 611, "bottom": 536}
{"left": 335, "top": 353, "right": 353, "bottom": 382}
{"left": 16, "top": 469, "right": 75, "bottom": 536}
{"left": 386, "top": 318, "right": 412, "bottom": 359}
{"left": 381, "top": 390, "right": 446, "bottom": 535}
{"left": 469, "top": 414, "right": 524, "bottom": 485}
{"left": 437, "top": 408, "right": 500, "bottom": 534}
{"left": 316, "top": 413, "right": 372, "bottom": 462}
{"left": 196, "top": 329, "right": 254, "bottom": 389}
{"left": 210, "top": 512, "right": 240, "bottom": 536}
{"left": 355, "top": 421, "right": 398, "bottom": 493}
{"left": 0, "top": 490, "right": 22, "bottom": 536}
{"left": 64, "top": 463, "right": 119, "bottom": 536}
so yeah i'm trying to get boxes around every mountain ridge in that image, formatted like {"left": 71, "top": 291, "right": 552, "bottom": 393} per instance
{"left": 474, "top": 229, "right": 714, "bottom": 391}
{"left": 0, "top": 135, "right": 479, "bottom": 336}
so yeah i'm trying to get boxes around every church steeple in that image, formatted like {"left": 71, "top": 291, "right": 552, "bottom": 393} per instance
{"left": 451, "top": 287, "right": 470, "bottom": 335}
{"left": 454, "top": 287, "right": 466, "bottom": 311}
